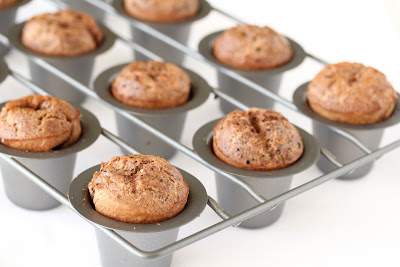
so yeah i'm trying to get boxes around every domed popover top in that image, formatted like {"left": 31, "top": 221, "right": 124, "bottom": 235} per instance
{"left": 111, "top": 60, "right": 191, "bottom": 109}
{"left": 0, "top": 0, "right": 19, "bottom": 9}
{"left": 88, "top": 154, "right": 190, "bottom": 224}
{"left": 307, "top": 62, "right": 398, "bottom": 125}
{"left": 213, "top": 108, "right": 303, "bottom": 171}
{"left": 0, "top": 95, "right": 81, "bottom": 152}
{"left": 213, "top": 24, "right": 293, "bottom": 70}
{"left": 124, "top": 0, "right": 200, "bottom": 23}
{"left": 21, "top": 9, "right": 103, "bottom": 56}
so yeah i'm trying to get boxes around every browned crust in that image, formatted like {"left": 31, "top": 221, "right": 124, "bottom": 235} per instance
{"left": 306, "top": 62, "right": 399, "bottom": 125}
{"left": 0, "top": 0, "right": 19, "bottom": 9}
{"left": 213, "top": 24, "right": 293, "bottom": 70}
{"left": 88, "top": 154, "right": 189, "bottom": 224}
{"left": 0, "top": 95, "right": 81, "bottom": 152}
{"left": 213, "top": 108, "right": 303, "bottom": 171}
{"left": 111, "top": 60, "right": 191, "bottom": 109}
{"left": 123, "top": 0, "right": 200, "bottom": 23}
{"left": 21, "top": 9, "right": 103, "bottom": 57}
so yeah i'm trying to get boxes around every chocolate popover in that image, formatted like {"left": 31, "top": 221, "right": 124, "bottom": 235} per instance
{"left": 88, "top": 154, "right": 190, "bottom": 224}
{"left": 0, "top": 0, "right": 19, "bottom": 9}
{"left": 213, "top": 108, "right": 303, "bottom": 171}
{"left": 21, "top": 9, "right": 103, "bottom": 57}
{"left": 111, "top": 60, "right": 191, "bottom": 109}
{"left": 213, "top": 24, "right": 293, "bottom": 70}
{"left": 0, "top": 95, "right": 81, "bottom": 152}
{"left": 123, "top": 0, "right": 200, "bottom": 23}
{"left": 307, "top": 62, "right": 399, "bottom": 125}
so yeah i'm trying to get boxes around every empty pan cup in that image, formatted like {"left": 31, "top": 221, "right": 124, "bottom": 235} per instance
{"left": 0, "top": 0, "right": 30, "bottom": 56}
{"left": 193, "top": 119, "right": 320, "bottom": 228}
{"left": 0, "top": 106, "right": 101, "bottom": 210}
{"left": 94, "top": 63, "right": 210, "bottom": 159}
{"left": 198, "top": 31, "right": 306, "bottom": 114}
{"left": 7, "top": 21, "right": 116, "bottom": 105}
{"left": 112, "top": 0, "right": 211, "bottom": 64}
{"left": 0, "top": 58, "right": 8, "bottom": 84}
{"left": 293, "top": 82, "right": 400, "bottom": 179}
{"left": 69, "top": 164, "right": 208, "bottom": 267}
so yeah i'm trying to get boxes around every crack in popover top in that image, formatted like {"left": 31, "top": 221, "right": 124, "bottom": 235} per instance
{"left": 88, "top": 154, "right": 190, "bottom": 224}
{"left": 213, "top": 24, "right": 293, "bottom": 70}
{"left": 111, "top": 60, "right": 191, "bottom": 109}
{"left": 307, "top": 62, "right": 399, "bottom": 125}
{"left": 124, "top": 0, "right": 200, "bottom": 23}
{"left": 0, "top": 95, "right": 81, "bottom": 152}
{"left": 21, "top": 9, "right": 103, "bottom": 56}
{"left": 213, "top": 108, "right": 303, "bottom": 171}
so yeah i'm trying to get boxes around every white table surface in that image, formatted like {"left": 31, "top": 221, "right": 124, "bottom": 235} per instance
{"left": 1, "top": 0, "right": 400, "bottom": 266}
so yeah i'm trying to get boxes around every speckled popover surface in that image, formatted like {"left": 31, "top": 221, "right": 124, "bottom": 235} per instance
{"left": 123, "top": 0, "right": 200, "bottom": 23}
{"left": 111, "top": 60, "right": 191, "bottom": 109}
{"left": 88, "top": 154, "right": 190, "bottom": 224}
{"left": 21, "top": 9, "right": 103, "bottom": 56}
{"left": 213, "top": 24, "right": 293, "bottom": 70}
{"left": 0, "top": 95, "right": 81, "bottom": 152}
{"left": 307, "top": 62, "right": 399, "bottom": 125}
{"left": 213, "top": 108, "right": 303, "bottom": 171}
{"left": 0, "top": 0, "right": 18, "bottom": 9}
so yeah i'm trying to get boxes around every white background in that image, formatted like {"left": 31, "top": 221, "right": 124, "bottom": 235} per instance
{"left": 1, "top": 0, "right": 400, "bottom": 266}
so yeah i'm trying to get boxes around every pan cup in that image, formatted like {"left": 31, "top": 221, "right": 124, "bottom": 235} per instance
{"left": 0, "top": 105, "right": 101, "bottom": 210}
{"left": 293, "top": 82, "right": 400, "bottom": 179}
{"left": 69, "top": 164, "right": 208, "bottom": 267}
{"left": 0, "top": 0, "right": 30, "bottom": 56}
{"left": 198, "top": 31, "right": 306, "bottom": 114}
{"left": 0, "top": 58, "right": 8, "bottom": 84}
{"left": 7, "top": 22, "right": 116, "bottom": 105}
{"left": 193, "top": 119, "right": 320, "bottom": 229}
{"left": 94, "top": 63, "right": 211, "bottom": 159}
{"left": 63, "top": 0, "right": 106, "bottom": 21}
{"left": 112, "top": 0, "right": 212, "bottom": 64}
